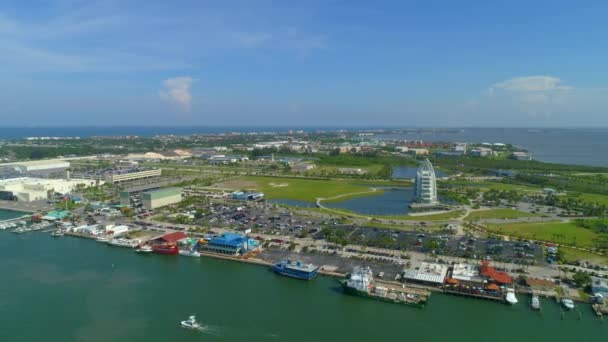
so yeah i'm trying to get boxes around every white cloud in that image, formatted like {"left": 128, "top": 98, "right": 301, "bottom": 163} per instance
{"left": 485, "top": 76, "right": 573, "bottom": 115}
{"left": 159, "top": 77, "right": 194, "bottom": 110}
{"left": 490, "top": 76, "right": 572, "bottom": 93}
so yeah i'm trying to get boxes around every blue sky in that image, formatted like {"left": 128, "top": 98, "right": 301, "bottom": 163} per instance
{"left": 1, "top": 0, "right": 608, "bottom": 127}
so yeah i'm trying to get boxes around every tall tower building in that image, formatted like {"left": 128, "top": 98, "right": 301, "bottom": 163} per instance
{"left": 414, "top": 158, "right": 438, "bottom": 204}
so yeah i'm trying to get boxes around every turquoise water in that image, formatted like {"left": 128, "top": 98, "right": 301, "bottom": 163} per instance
{"left": 0, "top": 209, "right": 27, "bottom": 221}
{"left": 0, "top": 232, "right": 606, "bottom": 342}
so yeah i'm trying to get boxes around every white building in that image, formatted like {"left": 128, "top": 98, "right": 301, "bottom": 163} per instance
{"left": 0, "top": 159, "right": 70, "bottom": 176}
{"left": 0, "top": 177, "right": 100, "bottom": 202}
{"left": 414, "top": 159, "right": 438, "bottom": 204}
{"left": 402, "top": 262, "right": 448, "bottom": 285}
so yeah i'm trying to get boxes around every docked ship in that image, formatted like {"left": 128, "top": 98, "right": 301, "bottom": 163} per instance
{"left": 340, "top": 266, "right": 428, "bottom": 308}
{"left": 152, "top": 243, "right": 179, "bottom": 255}
{"left": 179, "top": 249, "right": 201, "bottom": 257}
{"left": 272, "top": 259, "right": 319, "bottom": 280}
{"left": 135, "top": 245, "right": 153, "bottom": 253}
{"left": 107, "top": 238, "right": 139, "bottom": 248}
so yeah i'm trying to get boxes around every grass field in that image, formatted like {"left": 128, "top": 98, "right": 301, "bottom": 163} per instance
{"left": 577, "top": 193, "right": 608, "bottom": 206}
{"left": 238, "top": 176, "right": 378, "bottom": 202}
{"left": 304, "top": 164, "right": 383, "bottom": 176}
{"left": 466, "top": 208, "right": 542, "bottom": 221}
{"left": 485, "top": 221, "right": 599, "bottom": 248}
{"left": 559, "top": 246, "right": 608, "bottom": 265}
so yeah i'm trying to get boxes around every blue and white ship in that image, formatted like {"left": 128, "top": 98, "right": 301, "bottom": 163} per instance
{"left": 272, "top": 259, "right": 319, "bottom": 280}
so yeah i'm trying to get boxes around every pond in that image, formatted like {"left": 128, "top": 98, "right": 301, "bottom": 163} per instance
{"left": 392, "top": 166, "right": 447, "bottom": 179}
{"left": 324, "top": 187, "right": 415, "bottom": 215}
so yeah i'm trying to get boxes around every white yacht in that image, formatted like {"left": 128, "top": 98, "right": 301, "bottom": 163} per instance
{"left": 180, "top": 315, "right": 203, "bottom": 330}
{"left": 505, "top": 288, "right": 518, "bottom": 305}
{"left": 107, "top": 238, "right": 138, "bottom": 248}
{"left": 561, "top": 298, "right": 575, "bottom": 310}
{"left": 179, "top": 249, "right": 201, "bottom": 257}
{"left": 531, "top": 295, "right": 540, "bottom": 310}
{"left": 135, "top": 245, "right": 153, "bottom": 253}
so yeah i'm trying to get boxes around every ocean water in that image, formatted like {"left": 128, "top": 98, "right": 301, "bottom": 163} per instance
{"left": 377, "top": 128, "right": 608, "bottom": 167}
{"left": 0, "top": 209, "right": 27, "bottom": 221}
{"left": 0, "top": 127, "right": 607, "bottom": 167}
{"left": 0, "top": 232, "right": 605, "bottom": 342}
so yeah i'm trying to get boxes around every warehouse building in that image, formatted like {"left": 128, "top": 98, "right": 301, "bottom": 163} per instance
{"left": 142, "top": 187, "right": 182, "bottom": 210}
{"left": 402, "top": 262, "right": 449, "bottom": 285}
{"left": 0, "top": 177, "right": 99, "bottom": 202}
{"left": 0, "top": 159, "right": 70, "bottom": 177}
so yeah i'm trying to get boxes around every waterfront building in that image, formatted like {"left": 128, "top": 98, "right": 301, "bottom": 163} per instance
{"left": 401, "top": 262, "right": 448, "bottom": 285}
{"left": 201, "top": 233, "right": 258, "bottom": 256}
{"left": 414, "top": 159, "right": 438, "bottom": 205}
{"left": 142, "top": 187, "right": 182, "bottom": 210}
{"left": 448, "top": 263, "right": 485, "bottom": 287}
{"left": 480, "top": 260, "right": 512, "bottom": 285}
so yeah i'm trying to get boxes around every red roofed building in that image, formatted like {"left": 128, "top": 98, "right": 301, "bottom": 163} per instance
{"left": 155, "top": 231, "right": 187, "bottom": 244}
{"left": 480, "top": 260, "right": 512, "bottom": 284}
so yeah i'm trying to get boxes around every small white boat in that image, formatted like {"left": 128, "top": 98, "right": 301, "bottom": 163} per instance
{"left": 180, "top": 315, "right": 203, "bottom": 330}
{"left": 135, "top": 245, "right": 153, "bottom": 253}
{"left": 562, "top": 298, "right": 575, "bottom": 310}
{"left": 51, "top": 230, "right": 64, "bottom": 237}
{"left": 505, "top": 288, "right": 518, "bottom": 305}
{"left": 179, "top": 249, "right": 201, "bottom": 257}
{"left": 531, "top": 295, "right": 540, "bottom": 310}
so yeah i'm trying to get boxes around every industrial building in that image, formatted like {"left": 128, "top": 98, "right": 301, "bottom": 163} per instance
{"left": 0, "top": 159, "right": 70, "bottom": 177}
{"left": 141, "top": 187, "right": 182, "bottom": 210}
{"left": 72, "top": 167, "right": 161, "bottom": 184}
{"left": 401, "top": 262, "right": 449, "bottom": 285}
{"left": 414, "top": 158, "right": 438, "bottom": 205}
{"left": 200, "top": 233, "right": 259, "bottom": 256}
{"left": 0, "top": 177, "right": 99, "bottom": 202}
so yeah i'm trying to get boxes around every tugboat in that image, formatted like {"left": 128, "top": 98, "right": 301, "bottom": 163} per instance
{"left": 340, "top": 266, "right": 428, "bottom": 307}
{"left": 531, "top": 295, "right": 541, "bottom": 310}
{"left": 562, "top": 298, "right": 575, "bottom": 310}
{"left": 180, "top": 315, "right": 203, "bottom": 331}
{"left": 505, "top": 288, "right": 518, "bottom": 305}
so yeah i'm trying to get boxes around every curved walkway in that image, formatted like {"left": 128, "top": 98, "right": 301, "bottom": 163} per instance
{"left": 315, "top": 188, "right": 378, "bottom": 220}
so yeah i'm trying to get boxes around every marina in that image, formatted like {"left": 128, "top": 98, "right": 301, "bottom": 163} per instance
{"left": 1, "top": 231, "right": 606, "bottom": 342}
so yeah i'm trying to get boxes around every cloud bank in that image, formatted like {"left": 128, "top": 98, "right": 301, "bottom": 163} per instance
{"left": 159, "top": 77, "right": 194, "bottom": 110}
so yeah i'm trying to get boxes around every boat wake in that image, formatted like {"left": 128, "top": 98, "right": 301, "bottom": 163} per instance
{"left": 196, "top": 325, "right": 222, "bottom": 337}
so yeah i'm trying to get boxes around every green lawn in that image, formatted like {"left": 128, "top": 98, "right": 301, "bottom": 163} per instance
{"left": 466, "top": 208, "right": 542, "bottom": 221}
{"left": 577, "top": 193, "right": 608, "bottom": 206}
{"left": 559, "top": 246, "right": 608, "bottom": 265}
{"left": 241, "top": 176, "right": 377, "bottom": 202}
{"left": 485, "top": 221, "right": 599, "bottom": 248}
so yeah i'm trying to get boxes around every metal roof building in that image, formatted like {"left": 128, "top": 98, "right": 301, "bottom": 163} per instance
{"left": 402, "top": 262, "right": 448, "bottom": 285}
